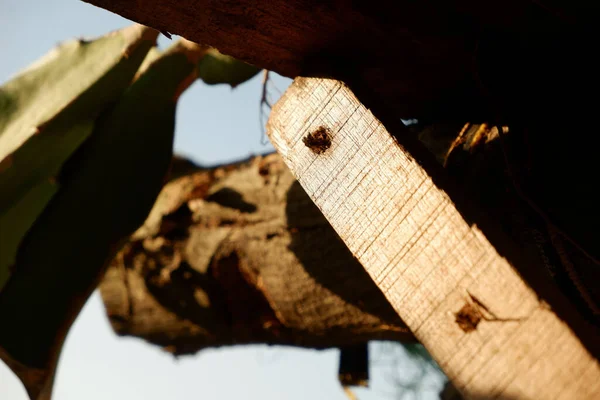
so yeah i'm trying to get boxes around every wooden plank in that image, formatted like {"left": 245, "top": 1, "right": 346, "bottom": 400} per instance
{"left": 266, "top": 77, "right": 600, "bottom": 399}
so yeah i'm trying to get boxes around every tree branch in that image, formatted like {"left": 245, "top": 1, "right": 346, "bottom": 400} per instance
{"left": 99, "top": 154, "right": 414, "bottom": 354}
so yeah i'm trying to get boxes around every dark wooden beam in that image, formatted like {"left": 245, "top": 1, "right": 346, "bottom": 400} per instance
{"left": 84, "top": 0, "right": 600, "bottom": 123}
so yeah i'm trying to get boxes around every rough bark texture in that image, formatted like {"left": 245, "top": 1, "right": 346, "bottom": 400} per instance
{"left": 84, "top": 0, "right": 600, "bottom": 124}
{"left": 99, "top": 154, "right": 413, "bottom": 354}
{"left": 267, "top": 77, "right": 600, "bottom": 400}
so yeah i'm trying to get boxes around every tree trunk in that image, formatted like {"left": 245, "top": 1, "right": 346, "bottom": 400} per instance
{"left": 99, "top": 154, "right": 413, "bottom": 354}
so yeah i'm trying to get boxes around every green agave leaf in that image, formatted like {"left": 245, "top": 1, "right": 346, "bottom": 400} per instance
{"left": 0, "top": 179, "right": 57, "bottom": 290}
{"left": 0, "top": 25, "right": 158, "bottom": 291}
{"left": 197, "top": 48, "right": 260, "bottom": 87}
{"left": 136, "top": 45, "right": 163, "bottom": 75}
{"left": 0, "top": 40, "right": 199, "bottom": 400}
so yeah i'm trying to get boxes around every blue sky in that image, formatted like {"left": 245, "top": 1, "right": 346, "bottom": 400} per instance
{"left": 0, "top": 1, "right": 444, "bottom": 399}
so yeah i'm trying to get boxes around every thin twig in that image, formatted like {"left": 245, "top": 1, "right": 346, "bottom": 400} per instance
{"left": 259, "top": 70, "right": 272, "bottom": 145}
{"left": 466, "top": 290, "right": 524, "bottom": 323}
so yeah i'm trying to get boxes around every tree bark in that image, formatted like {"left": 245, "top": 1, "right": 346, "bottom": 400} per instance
{"left": 99, "top": 154, "right": 413, "bottom": 355}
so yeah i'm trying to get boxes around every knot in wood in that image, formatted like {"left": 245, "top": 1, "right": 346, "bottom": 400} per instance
{"left": 303, "top": 126, "right": 332, "bottom": 154}
{"left": 455, "top": 302, "right": 482, "bottom": 333}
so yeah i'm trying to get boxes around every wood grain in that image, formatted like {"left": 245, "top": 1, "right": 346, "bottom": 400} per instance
{"left": 267, "top": 77, "right": 600, "bottom": 399}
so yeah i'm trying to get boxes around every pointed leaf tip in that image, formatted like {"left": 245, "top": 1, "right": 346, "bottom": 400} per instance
{"left": 197, "top": 49, "right": 260, "bottom": 87}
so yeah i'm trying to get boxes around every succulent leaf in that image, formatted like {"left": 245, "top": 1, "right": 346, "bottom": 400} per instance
{"left": 197, "top": 48, "right": 260, "bottom": 87}
{"left": 0, "top": 38, "right": 198, "bottom": 400}
{"left": 0, "top": 25, "right": 158, "bottom": 291}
